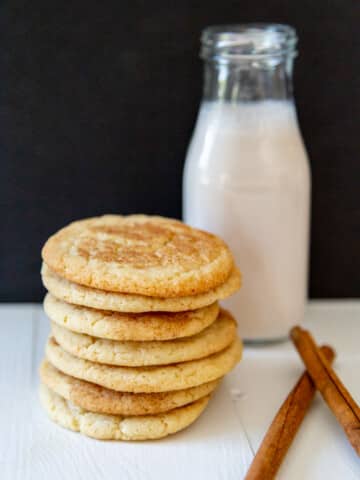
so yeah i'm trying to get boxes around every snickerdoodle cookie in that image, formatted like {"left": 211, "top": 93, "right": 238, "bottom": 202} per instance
{"left": 42, "top": 215, "right": 234, "bottom": 297}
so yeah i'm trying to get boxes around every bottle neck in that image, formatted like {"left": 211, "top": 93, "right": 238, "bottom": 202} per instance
{"left": 203, "top": 58, "right": 294, "bottom": 102}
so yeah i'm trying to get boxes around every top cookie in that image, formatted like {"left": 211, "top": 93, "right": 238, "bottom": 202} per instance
{"left": 42, "top": 215, "right": 234, "bottom": 297}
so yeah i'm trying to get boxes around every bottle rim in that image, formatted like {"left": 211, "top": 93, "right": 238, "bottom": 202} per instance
{"left": 201, "top": 23, "right": 298, "bottom": 61}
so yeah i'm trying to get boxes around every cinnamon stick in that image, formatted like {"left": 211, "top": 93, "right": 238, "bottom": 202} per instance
{"left": 291, "top": 326, "right": 360, "bottom": 456}
{"left": 245, "top": 345, "right": 335, "bottom": 480}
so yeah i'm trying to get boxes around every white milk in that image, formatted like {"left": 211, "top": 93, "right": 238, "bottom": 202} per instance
{"left": 183, "top": 100, "right": 310, "bottom": 341}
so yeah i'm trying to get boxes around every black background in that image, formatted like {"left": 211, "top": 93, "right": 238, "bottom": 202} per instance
{"left": 1, "top": 1, "right": 359, "bottom": 301}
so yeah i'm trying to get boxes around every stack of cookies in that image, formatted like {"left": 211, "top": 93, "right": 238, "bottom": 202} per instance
{"left": 39, "top": 215, "right": 242, "bottom": 441}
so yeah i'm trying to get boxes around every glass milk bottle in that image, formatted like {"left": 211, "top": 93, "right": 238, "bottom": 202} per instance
{"left": 183, "top": 24, "right": 310, "bottom": 342}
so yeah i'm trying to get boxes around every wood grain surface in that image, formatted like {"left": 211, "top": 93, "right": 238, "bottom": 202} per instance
{"left": 0, "top": 301, "right": 359, "bottom": 479}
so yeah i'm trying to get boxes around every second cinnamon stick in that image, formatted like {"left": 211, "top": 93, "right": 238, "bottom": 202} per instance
{"left": 291, "top": 326, "right": 360, "bottom": 456}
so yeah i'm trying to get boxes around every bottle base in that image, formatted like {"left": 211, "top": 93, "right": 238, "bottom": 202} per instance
{"left": 243, "top": 334, "right": 290, "bottom": 346}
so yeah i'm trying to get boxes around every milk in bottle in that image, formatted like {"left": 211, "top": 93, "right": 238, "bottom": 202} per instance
{"left": 183, "top": 24, "right": 310, "bottom": 342}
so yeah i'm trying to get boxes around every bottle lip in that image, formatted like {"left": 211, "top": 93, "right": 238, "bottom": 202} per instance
{"left": 201, "top": 23, "right": 298, "bottom": 61}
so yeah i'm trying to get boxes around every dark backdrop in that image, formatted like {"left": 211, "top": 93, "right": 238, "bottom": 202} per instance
{"left": 1, "top": 1, "right": 359, "bottom": 301}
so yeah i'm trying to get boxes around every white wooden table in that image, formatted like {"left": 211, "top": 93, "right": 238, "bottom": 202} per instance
{"left": 0, "top": 301, "right": 359, "bottom": 479}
